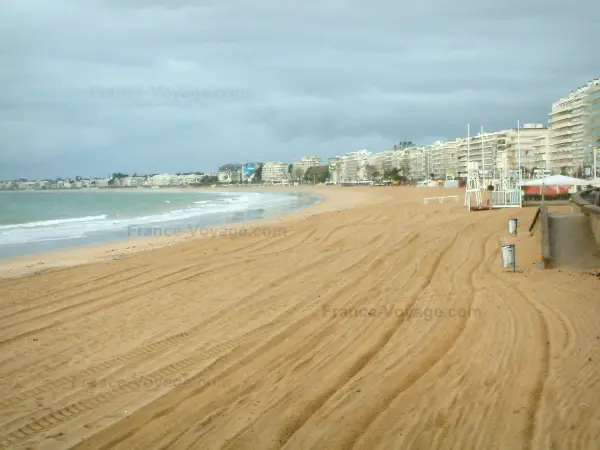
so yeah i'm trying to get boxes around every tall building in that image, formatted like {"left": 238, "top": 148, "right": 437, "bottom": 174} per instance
{"left": 261, "top": 162, "right": 289, "bottom": 183}
{"left": 291, "top": 155, "right": 322, "bottom": 180}
{"left": 532, "top": 132, "right": 551, "bottom": 174}
{"left": 327, "top": 157, "right": 342, "bottom": 184}
{"left": 339, "top": 150, "right": 371, "bottom": 182}
{"left": 548, "top": 78, "right": 600, "bottom": 175}
{"left": 582, "top": 78, "right": 600, "bottom": 176}
{"left": 452, "top": 125, "right": 546, "bottom": 177}
{"left": 367, "top": 151, "right": 395, "bottom": 176}
{"left": 425, "top": 140, "right": 459, "bottom": 179}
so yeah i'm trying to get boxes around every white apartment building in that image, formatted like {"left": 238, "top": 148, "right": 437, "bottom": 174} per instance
{"left": 455, "top": 130, "right": 505, "bottom": 177}
{"left": 327, "top": 157, "right": 342, "bottom": 184}
{"left": 583, "top": 78, "right": 600, "bottom": 176}
{"left": 367, "top": 151, "right": 395, "bottom": 176}
{"left": 501, "top": 124, "right": 547, "bottom": 176}
{"left": 146, "top": 174, "right": 174, "bottom": 187}
{"left": 292, "top": 155, "right": 322, "bottom": 180}
{"left": 261, "top": 162, "right": 289, "bottom": 183}
{"left": 392, "top": 147, "right": 427, "bottom": 180}
{"left": 548, "top": 79, "right": 600, "bottom": 175}
{"left": 424, "top": 140, "right": 458, "bottom": 179}
{"left": 532, "top": 133, "right": 550, "bottom": 173}
{"left": 452, "top": 125, "right": 546, "bottom": 177}
{"left": 339, "top": 150, "right": 371, "bottom": 182}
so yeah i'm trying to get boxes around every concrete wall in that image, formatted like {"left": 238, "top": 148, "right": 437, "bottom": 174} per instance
{"left": 572, "top": 188, "right": 600, "bottom": 247}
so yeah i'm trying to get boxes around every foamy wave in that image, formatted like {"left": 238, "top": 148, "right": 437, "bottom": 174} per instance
{"left": 0, "top": 215, "right": 107, "bottom": 231}
{"left": 0, "top": 192, "right": 297, "bottom": 247}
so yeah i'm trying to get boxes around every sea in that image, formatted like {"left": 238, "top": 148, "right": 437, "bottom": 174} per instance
{"left": 0, "top": 189, "right": 321, "bottom": 258}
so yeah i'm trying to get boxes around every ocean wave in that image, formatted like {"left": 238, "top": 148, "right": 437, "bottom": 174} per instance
{"left": 0, "top": 192, "right": 297, "bottom": 247}
{"left": 0, "top": 215, "right": 107, "bottom": 231}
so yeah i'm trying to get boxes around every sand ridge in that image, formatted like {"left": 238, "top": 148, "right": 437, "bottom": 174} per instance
{"left": 0, "top": 186, "right": 599, "bottom": 449}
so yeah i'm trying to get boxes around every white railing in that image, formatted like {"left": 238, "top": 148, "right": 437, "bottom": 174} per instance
{"left": 491, "top": 190, "right": 522, "bottom": 208}
{"left": 424, "top": 195, "right": 459, "bottom": 204}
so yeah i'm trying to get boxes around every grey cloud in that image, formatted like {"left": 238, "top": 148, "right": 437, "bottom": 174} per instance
{"left": 0, "top": 0, "right": 599, "bottom": 179}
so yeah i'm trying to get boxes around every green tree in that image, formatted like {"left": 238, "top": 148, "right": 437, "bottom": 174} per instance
{"left": 252, "top": 164, "right": 263, "bottom": 183}
{"left": 304, "top": 166, "right": 328, "bottom": 184}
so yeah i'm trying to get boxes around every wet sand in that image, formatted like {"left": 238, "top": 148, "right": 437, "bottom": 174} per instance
{"left": 0, "top": 186, "right": 599, "bottom": 449}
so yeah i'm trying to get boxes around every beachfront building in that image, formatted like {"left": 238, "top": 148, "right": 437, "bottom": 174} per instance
{"left": 291, "top": 155, "right": 322, "bottom": 181}
{"left": 217, "top": 164, "right": 242, "bottom": 183}
{"left": 455, "top": 130, "right": 504, "bottom": 178}
{"left": 547, "top": 79, "right": 600, "bottom": 176}
{"left": 327, "top": 157, "right": 342, "bottom": 184}
{"left": 583, "top": 78, "right": 600, "bottom": 177}
{"left": 94, "top": 178, "right": 111, "bottom": 188}
{"left": 146, "top": 174, "right": 174, "bottom": 187}
{"left": 339, "top": 149, "right": 371, "bottom": 182}
{"left": 424, "top": 141, "right": 456, "bottom": 179}
{"left": 500, "top": 124, "right": 547, "bottom": 178}
{"left": 451, "top": 125, "right": 546, "bottom": 179}
{"left": 532, "top": 132, "right": 551, "bottom": 175}
{"left": 122, "top": 176, "right": 146, "bottom": 187}
{"left": 261, "top": 162, "right": 289, "bottom": 183}
{"left": 393, "top": 147, "right": 428, "bottom": 181}
{"left": 367, "top": 151, "right": 395, "bottom": 178}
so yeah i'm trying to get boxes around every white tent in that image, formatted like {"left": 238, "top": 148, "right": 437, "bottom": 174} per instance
{"left": 520, "top": 175, "right": 589, "bottom": 187}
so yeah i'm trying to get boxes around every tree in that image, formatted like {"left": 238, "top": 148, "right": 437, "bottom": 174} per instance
{"left": 252, "top": 164, "right": 263, "bottom": 183}
{"left": 110, "top": 172, "right": 128, "bottom": 188}
{"left": 292, "top": 166, "right": 305, "bottom": 181}
{"left": 304, "top": 166, "right": 328, "bottom": 184}
{"left": 560, "top": 166, "right": 568, "bottom": 176}
{"left": 288, "top": 164, "right": 293, "bottom": 174}
{"left": 364, "top": 164, "right": 377, "bottom": 180}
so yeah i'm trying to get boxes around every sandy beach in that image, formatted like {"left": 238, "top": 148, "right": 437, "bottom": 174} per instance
{"left": 1, "top": 186, "right": 599, "bottom": 449}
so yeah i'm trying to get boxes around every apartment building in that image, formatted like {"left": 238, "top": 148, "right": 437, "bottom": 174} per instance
{"left": 292, "top": 155, "right": 322, "bottom": 180}
{"left": 547, "top": 79, "right": 600, "bottom": 175}
{"left": 424, "top": 140, "right": 459, "bottom": 179}
{"left": 501, "top": 124, "right": 547, "bottom": 175}
{"left": 339, "top": 150, "right": 371, "bottom": 182}
{"left": 327, "top": 157, "right": 342, "bottom": 183}
{"left": 146, "top": 174, "right": 174, "bottom": 187}
{"left": 455, "top": 130, "right": 505, "bottom": 177}
{"left": 217, "top": 164, "right": 242, "bottom": 183}
{"left": 583, "top": 78, "right": 600, "bottom": 176}
{"left": 532, "top": 132, "right": 550, "bottom": 172}
{"left": 261, "top": 162, "right": 289, "bottom": 183}
{"left": 367, "top": 151, "right": 395, "bottom": 175}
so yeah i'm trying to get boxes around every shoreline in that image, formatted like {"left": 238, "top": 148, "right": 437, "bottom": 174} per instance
{"left": 0, "top": 186, "right": 371, "bottom": 280}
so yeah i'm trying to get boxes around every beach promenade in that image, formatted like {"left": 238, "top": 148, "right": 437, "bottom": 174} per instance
{"left": 0, "top": 186, "right": 599, "bottom": 449}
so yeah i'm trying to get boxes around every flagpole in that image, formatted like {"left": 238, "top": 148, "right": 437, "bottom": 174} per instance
{"left": 467, "top": 123, "right": 470, "bottom": 168}
{"left": 517, "top": 120, "right": 523, "bottom": 207}
{"left": 481, "top": 125, "right": 484, "bottom": 181}
{"left": 466, "top": 124, "right": 470, "bottom": 209}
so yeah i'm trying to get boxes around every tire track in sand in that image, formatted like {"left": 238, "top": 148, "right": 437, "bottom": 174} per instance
{"left": 276, "top": 225, "right": 470, "bottom": 448}
{"left": 0, "top": 247, "right": 350, "bottom": 414}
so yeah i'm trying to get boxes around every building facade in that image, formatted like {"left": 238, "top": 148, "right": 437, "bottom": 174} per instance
{"left": 547, "top": 79, "right": 600, "bottom": 175}
{"left": 217, "top": 164, "right": 242, "bottom": 183}
{"left": 261, "top": 162, "right": 289, "bottom": 183}
{"left": 339, "top": 150, "right": 371, "bottom": 182}
{"left": 582, "top": 79, "right": 600, "bottom": 176}
{"left": 292, "top": 155, "right": 322, "bottom": 181}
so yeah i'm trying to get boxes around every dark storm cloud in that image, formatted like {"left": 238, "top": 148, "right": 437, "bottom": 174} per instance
{"left": 0, "top": 0, "right": 598, "bottom": 179}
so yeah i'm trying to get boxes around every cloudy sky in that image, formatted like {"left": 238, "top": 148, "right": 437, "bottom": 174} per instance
{"left": 1, "top": 0, "right": 599, "bottom": 180}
